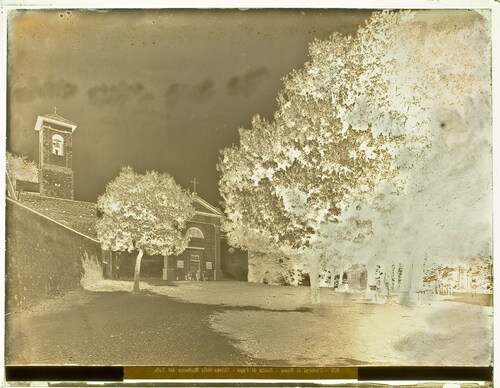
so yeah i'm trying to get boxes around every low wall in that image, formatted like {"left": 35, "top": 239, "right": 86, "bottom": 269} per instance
{"left": 6, "top": 198, "right": 103, "bottom": 310}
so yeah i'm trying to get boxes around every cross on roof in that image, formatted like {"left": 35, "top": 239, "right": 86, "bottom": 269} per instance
{"left": 191, "top": 178, "right": 199, "bottom": 195}
{"left": 52, "top": 106, "right": 57, "bottom": 114}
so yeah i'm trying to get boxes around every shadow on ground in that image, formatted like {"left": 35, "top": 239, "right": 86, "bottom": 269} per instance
{"left": 141, "top": 279, "right": 180, "bottom": 288}
{"left": 6, "top": 289, "right": 296, "bottom": 366}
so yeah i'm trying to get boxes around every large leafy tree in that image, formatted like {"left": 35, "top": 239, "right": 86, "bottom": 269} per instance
{"left": 219, "top": 14, "right": 398, "bottom": 303}
{"left": 96, "top": 167, "right": 195, "bottom": 292}
{"left": 219, "top": 10, "right": 491, "bottom": 302}
{"left": 327, "top": 10, "right": 492, "bottom": 292}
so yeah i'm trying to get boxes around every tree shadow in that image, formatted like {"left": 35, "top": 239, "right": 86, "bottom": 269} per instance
{"left": 142, "top": 279, "right": 179, "bottom": 287}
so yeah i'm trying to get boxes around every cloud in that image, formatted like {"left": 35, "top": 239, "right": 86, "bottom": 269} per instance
{"left": 87, "top": 81, "right": 149, "bottom": 108}
{"left": 164, "top": 77, "right": 215, "bottom": 105}
{"left": 227, "top": 66, "right": 270, "bottom": 97}
{"left": 140, "top": 92, "right": 155, "bottom": 102}
{"left": 197, "top": 78, "right": 215, "bottom": 95}
{"left": 12, "top": 76, "right": 78, "bottom": 103}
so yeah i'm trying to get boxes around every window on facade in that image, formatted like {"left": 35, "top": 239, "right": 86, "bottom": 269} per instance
{"left": 187, "top": 227, "right": 204, "bottom": 239}
{"left": 52, "top": 134, "right": 64, "bottom": 156}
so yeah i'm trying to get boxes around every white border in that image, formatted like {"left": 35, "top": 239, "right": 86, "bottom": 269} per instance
{"left": 1, "top": 3, "right": 8, "bottom": 386}
{"left": 0, "top": 0, "right": 496, "bottom": 9}
{"left": 491, "top": 4, "right": 499, "bottom": 388}
{"left": 1, "top": 1, "right": 497, "bottom": 386}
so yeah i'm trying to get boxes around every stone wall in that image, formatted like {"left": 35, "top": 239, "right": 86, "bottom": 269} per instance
{"left": 6, "top": 198, "right": 103, "bottom": 310}
{"left": 40, "top": 166, "right": 74, "bottom": 199}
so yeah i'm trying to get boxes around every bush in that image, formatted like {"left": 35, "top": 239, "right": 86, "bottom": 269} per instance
{"left": 81, "top": 252, "right": 103, "bottom": 289}
{"left": 298, "top": 270, "right": 310, "bottom": 286}
{"left": 274, "top": 272, "right": 292, "bottom": 286}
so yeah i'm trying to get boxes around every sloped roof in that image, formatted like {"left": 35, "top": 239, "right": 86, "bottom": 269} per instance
{"left": 35, "top": 113, "right": 78, "bottom": 133}
{"left": 193, "top": 195, "right": 223, "bottom": 217}
{"left": 18, "top": 193, "right": 98, "bottom": 238}
{"left": 41, "top": 113, "right": 76, "bottom": 126}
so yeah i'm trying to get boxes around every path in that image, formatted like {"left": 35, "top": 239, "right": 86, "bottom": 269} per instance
{"left": 6, "top": 281, "right": 493, "bottom": 367}
{"left": 6, "top": 290, "right": 282, "bottom": 366}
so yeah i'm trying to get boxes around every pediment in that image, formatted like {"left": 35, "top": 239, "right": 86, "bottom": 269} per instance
{"left": 193, "top": 196, "right": 223, "bottom": 217}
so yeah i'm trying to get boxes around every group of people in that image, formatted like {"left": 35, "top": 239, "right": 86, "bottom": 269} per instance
{"left": 185, "top": 270, "right": 208, "bottom": 281}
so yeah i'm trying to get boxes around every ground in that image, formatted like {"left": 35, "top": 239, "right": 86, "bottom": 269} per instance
{"left": 6, "top": 280, "right": 493, "bottom": 366}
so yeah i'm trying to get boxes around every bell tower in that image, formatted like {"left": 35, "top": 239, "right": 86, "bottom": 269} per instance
{"left": 34, "top": 108, "right": 77, "bottom": 200}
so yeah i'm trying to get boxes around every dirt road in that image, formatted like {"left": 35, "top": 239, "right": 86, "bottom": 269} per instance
{"left": 6, "top": 289, "right": 283, "bottom": 366}
{"left": 6, "top": 280, "right": 493, "bottom": 367}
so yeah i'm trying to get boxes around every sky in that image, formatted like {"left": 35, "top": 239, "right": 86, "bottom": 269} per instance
{"left": 7, "top": 8, "right": 372, "bottom": 206}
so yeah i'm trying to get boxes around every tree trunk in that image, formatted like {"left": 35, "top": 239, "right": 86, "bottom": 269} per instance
{"left": 392, "top": 263, "right": 399, "bottom": 291}
{"left": 394, "top": 263, "right": 401, "bottom": 291}
{"left": 307, "top": 250, "right": 320, "bottom": 304}
{"left": 410, "top": 258, "right": 424, "bottom": 292}
{"left": 133, "top": 249, "right": 144, "bottom": 293}
{"left": 399, "top": 261, "right": 410, "bottom": 292}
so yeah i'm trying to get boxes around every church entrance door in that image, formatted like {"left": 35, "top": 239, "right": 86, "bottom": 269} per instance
{"left": 187, "top": 250, "right": 203, "bottom": 280}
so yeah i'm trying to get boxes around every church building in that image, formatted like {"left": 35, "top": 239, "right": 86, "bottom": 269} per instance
{"left": 164, "top": 196, "right": 224, "bottom": 281}
{"left": 8, "top": 110, "right": 248, "bottom": 281}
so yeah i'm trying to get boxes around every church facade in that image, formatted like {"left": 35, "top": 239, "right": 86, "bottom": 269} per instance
{"left": 164, "top": 197, "right": 224, "bottom": 281}
{"left": 8, "top": 111, "right": 248, "bottom": 281}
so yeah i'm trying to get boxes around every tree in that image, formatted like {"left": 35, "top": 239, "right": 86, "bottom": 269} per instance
{"left": 6, "top": 151, "right": 39, "bottom": 186}
{"left": 219, "top": 10, "right": 491, "bottom": 303}
{"left": 96, "top": 167, "right": 195, "bottom": 292}
{"left": 330, "top": 10, "right": 492, "bottom": 294}
{"left": 218, "top": 14, "right": 398, "bottom": 303}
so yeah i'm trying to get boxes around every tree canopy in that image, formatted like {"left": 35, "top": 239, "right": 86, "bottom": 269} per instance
{"left": 6, "top": 151, "right": 39, "bottom": 184}
{"left": 219, "top": 10, "right": 491, "bottom": 297}
{"left": 320, "top": 10, "right": 492, "bottom": 277}
{"left": 218, "top": 12, "right": 402, "bottom": 252}
{"left": 96, "top": 167, "right": 195, "bottom": 257}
